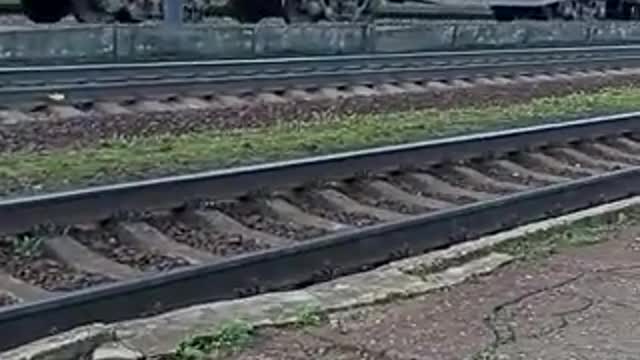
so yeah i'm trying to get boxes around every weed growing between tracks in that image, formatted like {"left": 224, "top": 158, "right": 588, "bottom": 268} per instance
{"left": 10, "top": 234, "right": 43, "bottom": 258}
{"left": 3, "top": 86, "right": 640, "bottom": 195}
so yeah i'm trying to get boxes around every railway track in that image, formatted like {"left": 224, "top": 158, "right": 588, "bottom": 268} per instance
{"left": 6, "top": 44, "right": 640, "bottom": 123}
{"left": 3, "top": 112, "right": 640, "bottom": 351}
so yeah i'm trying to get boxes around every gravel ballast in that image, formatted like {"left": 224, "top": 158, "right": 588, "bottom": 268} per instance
{"left": 4, "top": 69, "right": 640, "bottom": 154}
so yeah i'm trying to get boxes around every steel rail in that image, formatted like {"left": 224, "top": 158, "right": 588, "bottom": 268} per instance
{"left": 1, "top": 111, "right": 639, "bottom": 235}
{"left": 2, "top": 45, "right": 640, "bottom": 104}
{"left": 5, "top": 44, "right": 639, "bottom": 75}
{"left": 2, "top": 113, "right": 640, "bottom": 351}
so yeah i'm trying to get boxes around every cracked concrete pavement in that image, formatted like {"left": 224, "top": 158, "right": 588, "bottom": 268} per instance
{"left": 228, "top": 223, "right": 640, "bottom": 360}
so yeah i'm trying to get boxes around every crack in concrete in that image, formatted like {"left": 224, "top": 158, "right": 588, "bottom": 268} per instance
{"left": 534, "top": 294, "right": 594, "bottom": 339}
{"left": 485, "top": 273, "right": 587, "bottom": 349}
{"left": 474, "top": 263, "right": 640, "bottom": 359}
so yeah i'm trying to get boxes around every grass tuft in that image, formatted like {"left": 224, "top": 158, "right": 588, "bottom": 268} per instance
{"left": 11, "top": 234, "right": 42, "bottom": 258}
{"left": 174, "top": 320, "right": 255, "bottom": 360}
{"left": 291, "top": 304, "right": 326, "bottom": 328}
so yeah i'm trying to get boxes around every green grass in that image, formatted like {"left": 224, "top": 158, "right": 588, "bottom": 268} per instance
{"left": 496, "top": 207, "right": 640, "bottom": 261}
{"left": 174, "top": 320, "right": 255, "bottom": 360}
{"left": 170, "top": 306, "right": 326, "bottom": 359}
{"left": 406, "top": 206, "right": 640, "bottom": 279}
{"left": 289, "top": 304, "right": 326, "bottom": 328}
{"left": 11, "top": 234, "right": 43, "bottom": 258}
{"left": 4, "top": 86, "right": 640, "bottom": 194}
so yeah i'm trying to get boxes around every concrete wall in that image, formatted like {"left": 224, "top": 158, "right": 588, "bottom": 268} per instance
{"left": 0, "top": 20, "right": 639, "bottom": 64}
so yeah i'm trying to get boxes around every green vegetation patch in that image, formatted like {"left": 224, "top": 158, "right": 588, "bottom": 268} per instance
{"left": 11, "top": 234, "right": 43, "bottom": 258}
{"left": 289, "top": 304, "right": 327, "bottom": 328}
{"left": 407, "top": 205, "right": 640, "bottom": 279}
{"left": 174, "top": 320, "right": 255, "bottom": 360}
{"left": 4, "top": 86, "right": 640, "bottom": 195}
{"left": 170, "top": 305, "right": 326, "bottom": 359}
{"left": 496, "top": 206, "right": 640, "bottom": 261}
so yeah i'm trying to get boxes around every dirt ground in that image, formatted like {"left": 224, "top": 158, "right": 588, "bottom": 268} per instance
{"left": 227, "top": 223, "right": 640, "bottom": 360}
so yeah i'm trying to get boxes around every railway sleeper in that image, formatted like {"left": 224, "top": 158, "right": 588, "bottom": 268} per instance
{"left": 0, "top": 135, "right": 638, "bottom": 311}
